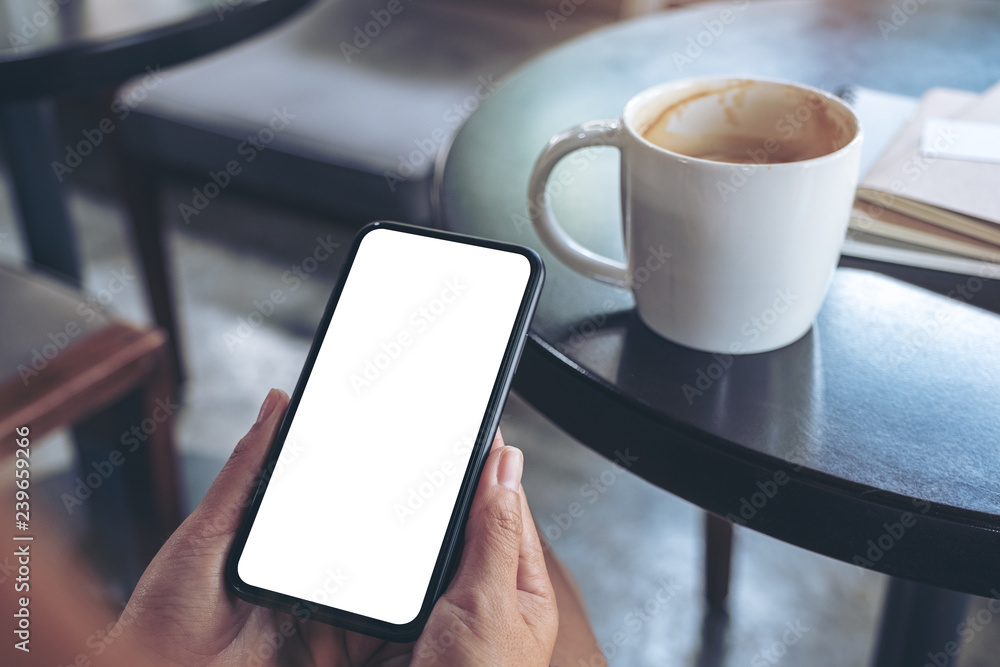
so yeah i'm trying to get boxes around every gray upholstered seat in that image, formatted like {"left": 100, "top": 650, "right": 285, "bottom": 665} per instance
{"left": 0, "top": 263, "right": 107, "bottom": 379}
{"left": 119, "top": 0, "right": 606, "bottom": 224}
{"left": 0, "top": 262, "right": 182, "bottom": 578}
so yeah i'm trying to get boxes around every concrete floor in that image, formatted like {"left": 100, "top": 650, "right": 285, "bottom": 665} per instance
{"left": 4, "top": 165, "right": 1000, "bottom": 666}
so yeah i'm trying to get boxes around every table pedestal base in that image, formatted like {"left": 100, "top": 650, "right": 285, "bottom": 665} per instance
{"left": 872, "top": 578, "right": 969, "bottom": 667}
{"left": 704, "top": 513, "right": 733, "bottom": 610}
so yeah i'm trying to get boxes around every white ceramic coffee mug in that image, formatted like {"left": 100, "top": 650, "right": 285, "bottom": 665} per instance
{"left": 528, "top": 77, "right": 863, "bottom": 354}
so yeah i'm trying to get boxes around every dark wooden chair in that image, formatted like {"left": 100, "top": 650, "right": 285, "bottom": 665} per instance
{"left": 0, "top": 263, "right": 182, "bottom": 577}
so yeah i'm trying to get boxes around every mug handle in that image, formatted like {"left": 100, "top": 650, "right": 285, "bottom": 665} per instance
{"left": 528, "top": 120, "right": 630, "bottom": 289}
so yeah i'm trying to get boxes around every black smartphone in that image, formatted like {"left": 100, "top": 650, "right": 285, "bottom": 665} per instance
{"left": 226, "top": 221, "right": 544, "bottom": 642}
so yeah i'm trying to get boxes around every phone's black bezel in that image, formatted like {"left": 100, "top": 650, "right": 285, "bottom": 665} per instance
{"left": 225, "top": 220, "right": 544, "bottom": 642}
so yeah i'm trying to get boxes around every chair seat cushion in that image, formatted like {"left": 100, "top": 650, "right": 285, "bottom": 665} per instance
{"left": 0, "top": 264, "right": 108, "bottom": 382}
{"left": 120, "top": 0, "right": 605, "bottom": 223}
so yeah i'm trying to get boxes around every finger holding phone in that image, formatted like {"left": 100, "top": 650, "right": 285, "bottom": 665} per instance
{"left": 107, "top": 223, "right": 557, "bottom": 665}
{"left": 108, "top": 390, "right": 557, "bottom": 666}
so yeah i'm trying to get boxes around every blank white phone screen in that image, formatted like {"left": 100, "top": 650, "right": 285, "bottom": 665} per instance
{"left": 238, "top": 228, "right": 531, "bottom": 626}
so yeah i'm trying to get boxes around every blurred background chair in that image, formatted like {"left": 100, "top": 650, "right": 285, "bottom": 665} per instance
{"left": 0, "top": 263, "right": 181, "bottom": 592}
{"left": 118, "top": 0, "right": 612, "bottom": 226}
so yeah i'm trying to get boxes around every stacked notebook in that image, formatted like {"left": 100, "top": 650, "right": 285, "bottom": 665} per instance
{"left": 841, "top": 82, "right": 1000, "bottom": 276}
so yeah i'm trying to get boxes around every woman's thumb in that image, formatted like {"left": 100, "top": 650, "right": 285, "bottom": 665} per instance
{"left": 445, "top": 445, "right": 525, "bottom": 605}
{"left": 189, "top": 388, "right": 288, "bottom": 539}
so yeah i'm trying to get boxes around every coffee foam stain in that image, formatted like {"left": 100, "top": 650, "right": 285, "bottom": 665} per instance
{"left": 645, "top": 131, "right": 819, "bottom": 164}
{"left": 640, "top": 80, "right": 855, "bottom": 164}
{"left": 722, "top": 85, "right": 748, "bottom": 128}
{"left": 642, "top": 79, "right": 756, "bottom": 135}
{"left": 805, "top": 93, "right": 850, "bottom": 152}
{"left": 781, "top": 87, "right": 850, "bottom": 152}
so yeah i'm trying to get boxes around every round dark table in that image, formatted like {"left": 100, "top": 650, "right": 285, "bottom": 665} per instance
{"left": 0, "top": 0, "right": 313, "bottom": 380}
{"left": 438, "top": 1, "right": 1000, "bottom": 664}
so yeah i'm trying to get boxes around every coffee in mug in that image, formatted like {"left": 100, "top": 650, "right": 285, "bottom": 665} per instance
{"left": 528, "top": 77, "right": 862, "bottom": 354}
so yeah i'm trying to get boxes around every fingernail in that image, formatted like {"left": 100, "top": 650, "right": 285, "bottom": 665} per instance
{"left": 256, "top": 389, "right": 279, "bottom": 424}
{"left": 497, "top": 446, "right": 523, "bottom": 491}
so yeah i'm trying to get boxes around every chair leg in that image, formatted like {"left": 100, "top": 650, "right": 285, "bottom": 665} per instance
{"left": 70, "top": 350, "right": 182, "bottom": 581}
{"left": 141, "top": 349, "right": 183, "bottom": 533}
{"left": 71, "top": 391, "right": 157, "bottom": 591}
{"left": 0, "top": 99, "right": 82, "bottom": 284}
{"left": 105, "top": 118, "right": 186, "bottom": 385}
{"left": 704, "top": 513, "right": 734, "bottom": 610}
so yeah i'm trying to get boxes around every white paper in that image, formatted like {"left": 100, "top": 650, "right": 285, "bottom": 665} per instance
{"left": 921, "top": 118, "right": 1000, "bottom": 164}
